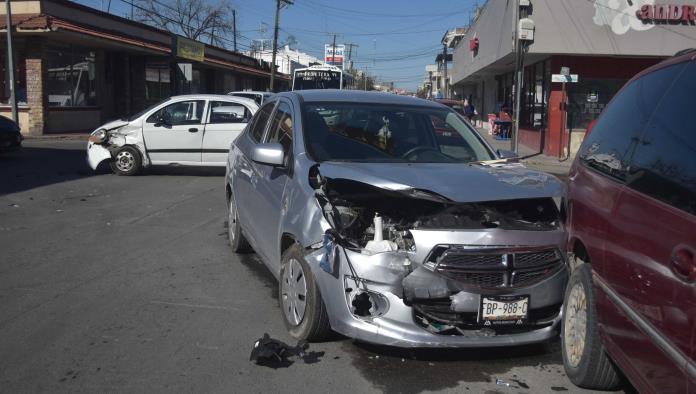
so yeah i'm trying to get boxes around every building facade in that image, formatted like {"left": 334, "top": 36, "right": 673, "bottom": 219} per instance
{"left": 248, "top": 45, "right": 327, "bottom": 76}
{"left": 452, "top": 0, "right": 696, "bottom": 156}
{"left": 0, "top": 0, "right": 289, "bottom": 135}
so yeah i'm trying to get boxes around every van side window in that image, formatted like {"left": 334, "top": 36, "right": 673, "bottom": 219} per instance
{"left": 578, "top": 63, "right": 684, "bottom": 182}
{"left": 627, "top": 62, "right": 696, "bottom": 215}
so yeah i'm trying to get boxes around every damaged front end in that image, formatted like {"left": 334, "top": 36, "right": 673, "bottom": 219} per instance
{"left": 86, "top": 121, "right": 147, "bottom": 170}
{"left": 304, "top": 164, "right": 568, "bottom": 348}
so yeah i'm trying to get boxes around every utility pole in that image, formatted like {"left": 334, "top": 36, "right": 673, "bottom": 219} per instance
{"left": 232, "top": 9, "right": 237, "bottom": 52}
{"left": 270, "top": 0, "right": 292, "bottom": 92}
{"left": 511, "top": 0, "right": 521, "bottom": 153}
{"left": 442, "top": 43, "right": 448, "bottom": 99}
{"left": 345, "top": 43, "right": 358, "bottom": 71}
{"left": 5, "top": 0, "right": 17, "bottom": 122}
{"left": 331, "top": 34, "right": 337, "bottom": 67}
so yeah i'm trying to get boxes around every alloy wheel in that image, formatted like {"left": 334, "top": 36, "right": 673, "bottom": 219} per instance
{"left": 281, "top": 258, "right": 308, "bottom": 326}
{"left": 564, "top": 282, "right": 588, "bottom": 368}
{"left": 227, "top": 195, "right": 237, "bottom": 244}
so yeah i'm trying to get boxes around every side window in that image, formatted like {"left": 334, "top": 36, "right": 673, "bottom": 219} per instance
{"left": 249, "top": 102, "right": 275, "bottom": 142}
{"left": 208, "top": 101, "right": 250, "bottom": 124}
{"left": 266, "top": 102, "right": 293, "bottom": 153}
{"left": 146, "top": 100, "right": 205, "bottom": 125}
{"left": 578, "top": 64, "right": 683, "bottom": 181}
{"left": 627, "top": 61, "right": 696, "bottom": 215}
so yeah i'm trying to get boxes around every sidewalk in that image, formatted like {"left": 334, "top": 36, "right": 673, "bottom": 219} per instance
{"left": 22, "top": 132, "right": 89, "bottom": 141}
{"left": 477, "top": 127, "right": 573, "bottom": 177}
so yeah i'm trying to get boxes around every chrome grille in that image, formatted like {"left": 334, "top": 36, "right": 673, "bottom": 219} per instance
{"left": 429, "top": 246, "right": 563, "bottom": 288}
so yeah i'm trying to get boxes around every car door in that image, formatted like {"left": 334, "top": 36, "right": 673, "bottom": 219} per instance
{"left": 232, "top": 101, "right": 276, "bottom": 253}
{"left": 598, "top": 60, "right": 693, "bottom": 393}
{"left": 248, "top": 99, "right": 295, "bottom": 271}
{"left": 202, "top": 100, "right": 254, "bottom": 164}
{"left": 142, "top": 99, "right": 206, "bottom": 163}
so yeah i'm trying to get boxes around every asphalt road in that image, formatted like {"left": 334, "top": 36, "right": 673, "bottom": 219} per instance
{"left": 0, "top": 140, "right": 628, "bottom": 393}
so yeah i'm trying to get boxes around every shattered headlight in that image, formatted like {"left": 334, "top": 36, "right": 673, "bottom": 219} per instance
{"left": 88, "top": 129, "right": 107, "bottom": 144}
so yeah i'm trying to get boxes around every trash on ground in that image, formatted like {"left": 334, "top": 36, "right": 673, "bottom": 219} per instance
{"left": 249, "top": 333, "right": 323, "bottom": 368}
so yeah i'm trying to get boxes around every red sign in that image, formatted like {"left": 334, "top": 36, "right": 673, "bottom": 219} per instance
{"left": 469, "top": 37, "right": 479, "bottom": 51}
{"left": 636, "top": 4, "right": 696, "bottom": 22}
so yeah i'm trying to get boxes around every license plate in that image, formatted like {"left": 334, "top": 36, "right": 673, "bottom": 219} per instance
{"left": 480, "top": 296, "right": 528, "bottom": 323}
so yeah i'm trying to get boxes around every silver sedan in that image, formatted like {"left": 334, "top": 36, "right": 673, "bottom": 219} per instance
{"left": 225, "top": 90, "right": 567, "bottom": 347}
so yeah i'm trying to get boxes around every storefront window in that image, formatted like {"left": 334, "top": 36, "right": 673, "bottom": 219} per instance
{"left": 567, "top": 78, "right": 626, "bottom": 130}
{"left": 46, "top": 46, "right": 97, "bottom": 107}
{"left": 145, "top": 64, "right": 170, "bottom": 103}
{"left": 520, "top": 60, "right": 549, "bottom": 129}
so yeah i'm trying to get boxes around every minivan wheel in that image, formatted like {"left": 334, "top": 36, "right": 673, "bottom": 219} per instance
{"left": 562, "top": 263, "right": 621, "bottom": 390}
{"left": 109, "top": 146, "right": 142, "bottom": 176}
{"left": 279, "top": 244, "right": 331, "bottom": 342}
{"left": 227, "top": 191, "right": 250, "bottom": 253}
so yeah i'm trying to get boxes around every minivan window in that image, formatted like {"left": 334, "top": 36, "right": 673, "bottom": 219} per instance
{"left": 578, "top": 63, "right": 684, "bottom": 181}
{"left": 249, "top": 103, "right": 275, "bottom": 142}
{"left": 627, "top": 61, "right": 696, "bottom": 215}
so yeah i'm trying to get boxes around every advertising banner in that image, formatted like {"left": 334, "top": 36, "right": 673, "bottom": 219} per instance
{"left": 324, "top": 44, "right": 345, "bottom": 68}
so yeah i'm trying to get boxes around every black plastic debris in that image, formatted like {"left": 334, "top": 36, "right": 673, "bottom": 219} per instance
{"left": 249, "top": 333, "right": 323, "bottom": 368}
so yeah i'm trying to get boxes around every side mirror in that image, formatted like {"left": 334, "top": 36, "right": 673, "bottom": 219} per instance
{"left": 155, "top": 113, "right": 171, "bottom": 127}
{"left": 497, "top": 149, "right": 518, "bottom": 159}
{"left": 252, "top": 142, "right": 285, "bottom": 166}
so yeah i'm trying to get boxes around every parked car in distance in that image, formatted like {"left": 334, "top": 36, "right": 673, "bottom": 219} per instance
{"left": 0, "top": 115, "right": 22, "bottom": 153}
{"left": 562, "top": 52, "right": 696, "bottom": 393}
{"left": 227, "top": 91, "right": 274, "bottom": 106}
{"left": 87, "top": 94, "right": 258, "bottom": 175}
{"left": 226, "top": 90, "right": 568, "bottom": 347}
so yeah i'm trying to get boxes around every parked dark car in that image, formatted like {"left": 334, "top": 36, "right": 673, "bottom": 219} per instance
{"left": 0, "top": 115, "right": 22, "bottom": 152}
{"left": 562, "top": 52, "right": 696, "bottom": 392}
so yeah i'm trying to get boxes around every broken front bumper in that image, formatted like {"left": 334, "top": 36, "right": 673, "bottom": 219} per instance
{"left": 306, "top": 229, "right": 567, "bottom": 348}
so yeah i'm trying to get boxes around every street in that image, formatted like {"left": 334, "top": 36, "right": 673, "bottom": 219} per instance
{"left": 0, "top": 140, "right": 624, "bottom": 393}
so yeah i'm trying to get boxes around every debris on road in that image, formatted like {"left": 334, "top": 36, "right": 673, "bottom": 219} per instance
{"left": 249, "top": 333, "right": 323, "bottom": 369}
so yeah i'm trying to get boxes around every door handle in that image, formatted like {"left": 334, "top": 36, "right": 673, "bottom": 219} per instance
{"left": 188, "top": 128, "right": 198, "bottom": 133}
{"left": 670, "top": 247, "right": 696, "bottom": 282}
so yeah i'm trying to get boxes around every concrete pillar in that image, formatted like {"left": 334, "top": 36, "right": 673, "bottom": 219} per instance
{"left": 25, "top": 38, "right": 45, "bottom": 135}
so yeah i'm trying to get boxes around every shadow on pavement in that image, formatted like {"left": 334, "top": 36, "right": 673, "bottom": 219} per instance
{"left": 0, "top": 146, "right": 95, "bottom": 195}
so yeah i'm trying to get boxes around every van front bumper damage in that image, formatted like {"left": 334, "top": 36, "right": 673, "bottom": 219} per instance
{"left": 305, "top": 229, "right": 568, "bottom": 348}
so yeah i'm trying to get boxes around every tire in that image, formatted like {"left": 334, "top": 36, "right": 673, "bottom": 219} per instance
{"left": 109, "top": 146, "right": 142, "bottom": 176}
{"left": 279, "top": 244, "right": 331, "bottom": 342}
{"left": 562, "top": 263, "right": 621, "bottom": 390}
{"left": 227, "top": 190, "right": 250, "bottom": 253}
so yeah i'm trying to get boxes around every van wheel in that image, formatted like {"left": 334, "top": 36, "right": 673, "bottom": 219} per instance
{"left": 562, "top": 263, "right": 621, "bottom": 390}
{"left": 227, "top": 191, "right": 250, "bottom": 253}
{"left": 279, "top": 244, "right": 331, "bottom": 342}
{"left": 109, "top": 146, "right": 142, "bottom": 176}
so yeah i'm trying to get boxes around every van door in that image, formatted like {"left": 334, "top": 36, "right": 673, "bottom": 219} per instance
{"left": 202, "top": 100, "right": 254, "bottom": 164}
{"left": 602, "top": 60, "right": 694, "bottom": 393}
{"left": 142, "top": 99, "right": 206, "bottom": 163}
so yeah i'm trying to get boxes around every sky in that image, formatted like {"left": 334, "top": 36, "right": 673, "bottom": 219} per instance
{"left": 77, "top": 0, "right": 480, "bottom": 92}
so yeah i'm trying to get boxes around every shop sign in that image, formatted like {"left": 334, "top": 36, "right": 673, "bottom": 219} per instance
{"left": 636, "top": 4, "right": 696, "bottom": 23}
{"left": 552, "top": 74, "right": 579, "bottom": 83}
{"left": 176, "top": 37, "right": 205, "bottom": 62}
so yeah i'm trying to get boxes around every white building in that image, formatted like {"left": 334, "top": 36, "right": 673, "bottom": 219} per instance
{"left": 247, "top": 45, "right": 327, "bottom": 76}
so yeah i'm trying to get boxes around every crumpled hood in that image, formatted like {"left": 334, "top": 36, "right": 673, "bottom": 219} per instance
{"left": 94, "top": 119, "right": 129, "bottom": 133}
{"left": 317, "top": 161, "right": 564, "bottom": 202}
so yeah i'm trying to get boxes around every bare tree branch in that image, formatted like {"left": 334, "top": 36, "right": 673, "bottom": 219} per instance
{"left": 135, "top": 0, "right": 235, "bottom": 48}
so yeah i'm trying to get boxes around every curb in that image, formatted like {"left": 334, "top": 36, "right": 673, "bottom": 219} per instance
{"left": 22, "top": 133, "right": 89, "bottom": 141}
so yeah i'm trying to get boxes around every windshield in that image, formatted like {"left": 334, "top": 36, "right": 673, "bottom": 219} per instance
{"left": 293, "top": 70, "right": 341, "bottom": 90}
{"left": 124, "top": 98, "right": 170, "bottom": 121}
{"left": 303, "top": 103, "right": 495, "bottom": 163}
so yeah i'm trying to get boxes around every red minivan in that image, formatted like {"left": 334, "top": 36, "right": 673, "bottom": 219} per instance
{"left": 562, "top": 51, "right": 696, "bottom": 393}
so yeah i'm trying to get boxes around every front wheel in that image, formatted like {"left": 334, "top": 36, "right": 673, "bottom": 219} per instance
{"left": 562, "top": 263, "right": 621, "bottom": 390}
{"left": 279, "top": 244, "right": 332, "bottom": 342}
{"left": 109, "top": 146, "right": 142, "bottom": 176}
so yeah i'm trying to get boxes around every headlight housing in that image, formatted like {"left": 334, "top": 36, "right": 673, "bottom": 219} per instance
{"left": 88, "top": 129, "right": 107, "bottom": 144}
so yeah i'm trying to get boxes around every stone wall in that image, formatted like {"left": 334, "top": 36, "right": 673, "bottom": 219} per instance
{"left": 25, "top": 38, "right": 45, "bottom": 135}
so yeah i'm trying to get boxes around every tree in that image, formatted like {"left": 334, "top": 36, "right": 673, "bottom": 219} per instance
{"left": 135, "top": 0, "right": 235, "bottom": 48}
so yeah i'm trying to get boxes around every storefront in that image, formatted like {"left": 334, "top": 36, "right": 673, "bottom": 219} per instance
{"left": 0, "top": 0, "right": 288, "bottom": 135}
{"left": 451, "top": 0, "right": 696, "bottom": 156}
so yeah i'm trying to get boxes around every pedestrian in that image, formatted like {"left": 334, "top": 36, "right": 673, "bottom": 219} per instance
{"left": 463, "top": 95, "right": 476, "bottom": 123}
